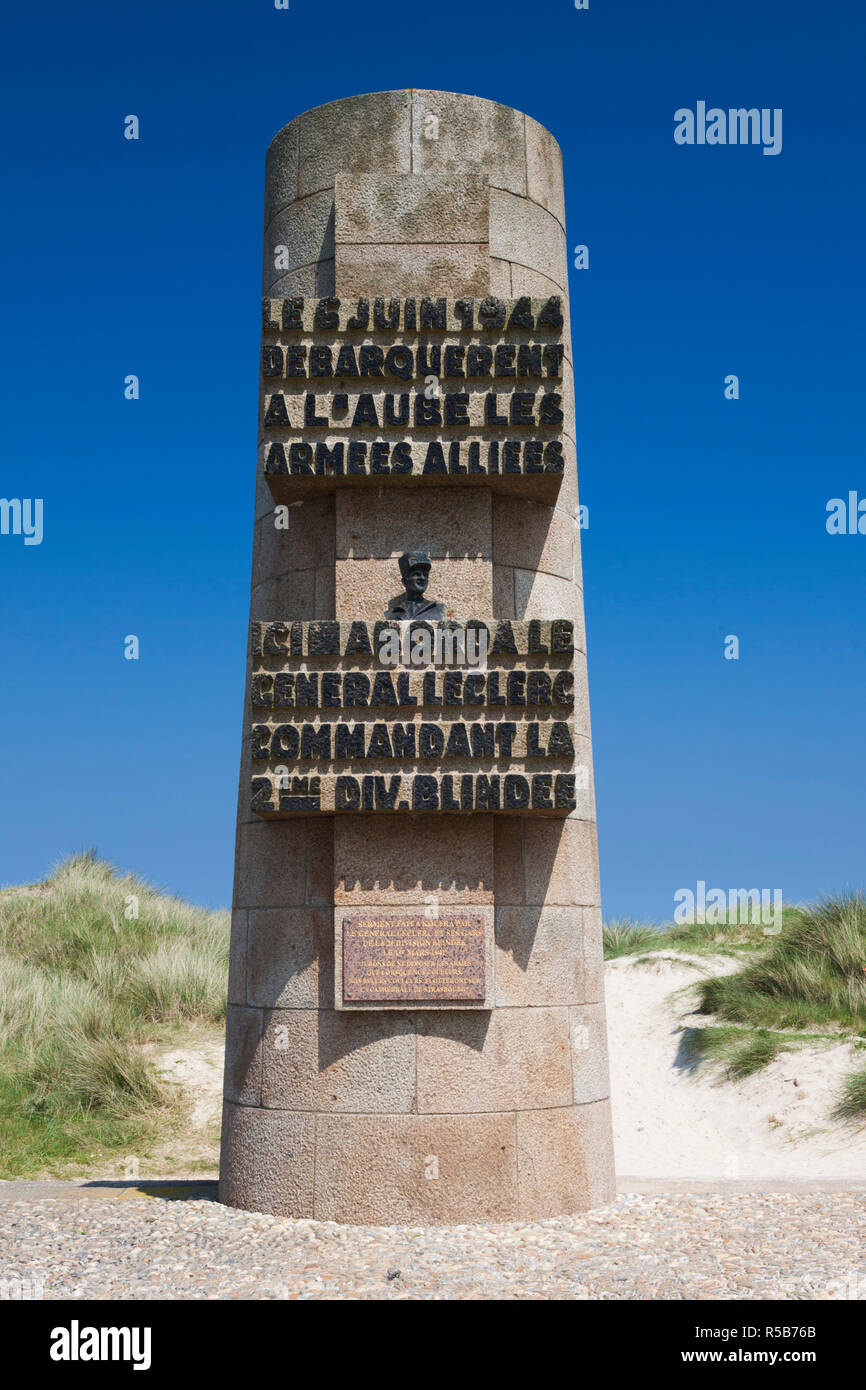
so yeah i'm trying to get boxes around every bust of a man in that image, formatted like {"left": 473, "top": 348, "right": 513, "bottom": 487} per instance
{"left": 385, "top": 551, "right": 445, "bottom": 620}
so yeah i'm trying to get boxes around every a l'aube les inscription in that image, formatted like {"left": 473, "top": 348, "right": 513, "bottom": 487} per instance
{"left": 249, "top": 617, "right": 578, "bottom": 816}
{"left": 261, "top": 296, "right": 566, "bottom": 501}
{"left": 342, "top": 914, "right": 486, "bottom": 1004}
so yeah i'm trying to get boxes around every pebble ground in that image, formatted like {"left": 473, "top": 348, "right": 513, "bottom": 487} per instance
{"left": 1, "top": 1191, "right": 863, "bottom": 1299}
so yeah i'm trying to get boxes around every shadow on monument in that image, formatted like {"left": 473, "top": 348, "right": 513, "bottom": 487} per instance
{"left": 236, "top": 810, "right": 569, "bottom": 1084}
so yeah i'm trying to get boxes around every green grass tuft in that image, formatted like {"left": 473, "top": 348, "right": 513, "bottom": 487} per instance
{"left": 696, "top": 894, "right": 866, "bottom": 1030}
{"left": 602, "top": 920, "right": 667, "bottom": 958}
{"left": 834, "top": 1069, "right": 866, "bottom": 1122}
{"left": 681, "top": 1025, "right": 785, "bottom": 1079}
{"left": 680, "top": 1023, "right": 845, "bottom": 1081}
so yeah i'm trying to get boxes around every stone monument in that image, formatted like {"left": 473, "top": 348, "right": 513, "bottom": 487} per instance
{"left": 219, "top": 90, "right": 616, "bottom": 1223}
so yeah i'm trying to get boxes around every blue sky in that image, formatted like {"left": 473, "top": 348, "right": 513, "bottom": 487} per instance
{"left": 1, "top": 0, "right": 863, "bottom": 918}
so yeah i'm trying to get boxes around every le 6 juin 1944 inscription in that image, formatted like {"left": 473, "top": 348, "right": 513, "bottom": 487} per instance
{"left": 260, "top": 295, "right": 569, "bottom": 499}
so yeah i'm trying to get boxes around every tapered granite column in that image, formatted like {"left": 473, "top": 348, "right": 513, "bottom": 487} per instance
{"left": 220, "top": 90, "right": 615, "bottom": 1223}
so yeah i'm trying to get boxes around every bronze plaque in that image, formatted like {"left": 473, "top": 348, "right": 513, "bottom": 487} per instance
{"left": 342, "top": 913, "right": 486, "bottom": 1003}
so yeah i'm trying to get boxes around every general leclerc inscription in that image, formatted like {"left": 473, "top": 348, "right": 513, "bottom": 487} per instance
{"left": 249, "top": 603, "right": 578, "bottom": 817}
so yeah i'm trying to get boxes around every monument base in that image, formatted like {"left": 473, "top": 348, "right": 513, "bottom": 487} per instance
{"left": 220, "top": 1097, "right": 615, "bottom": 1224}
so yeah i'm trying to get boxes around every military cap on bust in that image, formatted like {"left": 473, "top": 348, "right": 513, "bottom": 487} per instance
{"left": 398, "top": 550, "right": 432, "bottom": 577}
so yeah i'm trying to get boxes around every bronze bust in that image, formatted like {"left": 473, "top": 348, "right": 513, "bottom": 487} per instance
{"left": 385, "top": 551, "right": 445, "bottom": 620}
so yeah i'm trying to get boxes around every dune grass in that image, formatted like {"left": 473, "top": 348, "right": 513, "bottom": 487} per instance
{"left": 602, "top": 906, "right": 802, "bottom": 961}
{"left": 696, "top": 895, "right": 866, "bottom": 1032}
{"left": 680, "top": 1024, "right": 839, "bottom": 1081}
{"left": 602, "top": 920, "right": 667, "bottom": 959}
{"left": 0, "top": 852, "right": 229, "bottom": 1176}
{"left": 835, "top": 1069, "right": 866, "bottom": 1122}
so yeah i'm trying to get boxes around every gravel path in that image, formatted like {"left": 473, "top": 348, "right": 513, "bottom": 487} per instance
{"left": 1, "top": 1191, "right": 863, "bottom": 1299}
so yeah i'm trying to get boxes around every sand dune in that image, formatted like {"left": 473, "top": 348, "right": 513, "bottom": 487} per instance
{"left": 608, "top": 951, "right": 866, "bottom": 1178}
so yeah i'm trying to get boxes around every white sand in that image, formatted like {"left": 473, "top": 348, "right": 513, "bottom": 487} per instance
{"left": 149, "top": 1040, "right": 224, "bottom": 1130}
{"left": 607, "top": 951, "right": 866, "bottom": 1178}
